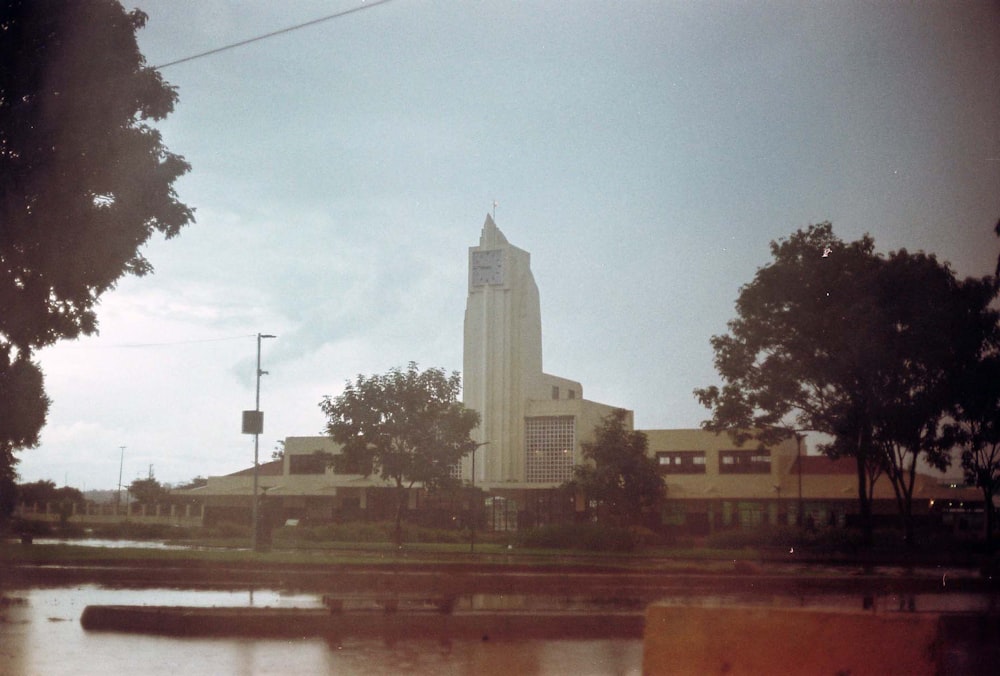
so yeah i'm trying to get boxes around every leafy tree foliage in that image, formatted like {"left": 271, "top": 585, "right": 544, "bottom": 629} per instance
{"left": 0, "top": 1, "right": 192, "bottom": 492}
{"left": 271, "top": 440, "right": 285, "bottom": 461}
{"left": 696, "top": 224, "right": 882, "bottom": 541}
{"left": 127, "top": 476, "right": 166, "bottom": 506}
{"left": 174, "top": 476, "right": 208, "bottom": 491}
{"left": 565, "top": 409, "right": 663, "bottom": 527}
{"left": 319, "top": 363, "right": 480, "bottom": 544}
{"left": 17, "top": 478, "right": 82, "bottom": 525}
{"left": 17, "top": 478, "right": 84, "bottom": 506}
{"left": 0, "top": 342, "right": 48, "bottom": 519}
{"left": 944, "top": 325, "right": 1000, "bottom": 549}
{"left": 696, "top": 223, "right": 996, "bottom": 545}
{"left": 867, "top": 252, "right": 997, "bottom": 543}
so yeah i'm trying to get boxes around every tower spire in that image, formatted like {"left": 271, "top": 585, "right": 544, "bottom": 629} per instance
{"left": 480, "top": 212, "right": 509, "bottom": 247}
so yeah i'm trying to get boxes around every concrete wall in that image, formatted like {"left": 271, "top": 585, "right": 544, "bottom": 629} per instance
{"left": 16, "top": 501, "right": 204, "bottom": 527}
{"left": 644, "top": 604, "right": 940, "bottom": 675}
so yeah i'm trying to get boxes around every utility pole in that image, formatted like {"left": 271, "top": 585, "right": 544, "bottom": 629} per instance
{"left": 117, "top": 446, "right": 125, "bottom": 516}
{"left": 469, "top": 441, "right": 489, "bottom": 554}
{"left": 245, "top": 332, "right": 276, "bottom": 552}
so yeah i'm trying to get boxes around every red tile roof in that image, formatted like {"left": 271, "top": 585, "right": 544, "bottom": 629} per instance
{"left": 791, "top": 455, "right": 857, "bottom": 475}
{"left": 225, "top": 460, "right": 283, "bottom": 477}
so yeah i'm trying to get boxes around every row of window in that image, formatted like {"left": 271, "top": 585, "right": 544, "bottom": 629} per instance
{"left": 657, "top": 449, "right": 772, "bottom": 474}
{"left": 287, "top": 437, "right": 772, "bottom": 483}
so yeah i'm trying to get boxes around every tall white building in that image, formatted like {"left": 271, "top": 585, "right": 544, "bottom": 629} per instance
{"left": 462, "top": 215, "right": 621, "bottom": 489}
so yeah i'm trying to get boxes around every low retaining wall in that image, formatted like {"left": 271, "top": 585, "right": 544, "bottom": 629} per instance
{"left": 80, "top": 605, "right": 644, "bottom": 640}
{"left": 643, "top": 605, "right": 940, "bottom": 675}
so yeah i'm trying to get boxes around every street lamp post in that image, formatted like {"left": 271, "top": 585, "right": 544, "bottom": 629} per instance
{"left": 250, "top": 332, "right": 276, "bottom": 552}
{"left": 116, "top": 446, "right": 125, "bottom": 517}
{"left": 795, "top": 433, "right": 804, "bottom": 527}
{"left": 469, "top": 441, "right": 489, "bottom": 554}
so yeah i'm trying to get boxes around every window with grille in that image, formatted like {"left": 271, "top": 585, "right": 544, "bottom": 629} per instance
{"left": 289, "top": 452, "right": 329, "bottom": 475}
{"left": 719, "top": 449, "right": 771, "bottom": 474}
{"left": 656, "top": 450, "right": 707, "bottom": 474}
{"left": 525, "top": 416, "right": 575, "bottom": 483}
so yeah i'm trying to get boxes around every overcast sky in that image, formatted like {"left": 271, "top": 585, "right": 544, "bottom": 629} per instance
{"left": 19, "top": 0, "right": 1000, "bottom": 491}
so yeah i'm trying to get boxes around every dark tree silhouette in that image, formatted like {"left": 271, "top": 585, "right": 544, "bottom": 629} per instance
{"left": 945, "top": 354, "right": 1000, "bottom": 550}
{"left": 696, "top": 223, "right": 995, "bottom": 545}
{"left": 128, "top": 476, "right": 166, "bottom": 506}
{"left": 0, "top": 0, "right": 192, "bottom": 508}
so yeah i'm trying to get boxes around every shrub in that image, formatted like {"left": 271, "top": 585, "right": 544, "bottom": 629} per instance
{"left": 89, "top": 522, "right": 184, "bottom": 540}
{"left": 202, "top": 521, "right": 250, "bottom": 539}
{"left": 627, "top": 525, "right": 665, "bottom": 547}
{"left": 515, "top": 523, "right": 635, "bottom": 552}
{"left": 704, "top": 525, "right": 869, "bottom": 551}
{"left": 8, "top": 517, "right": 53, "bottom": 537}
{"left": 273, "top": 521, "right": 476, "bottom": 545}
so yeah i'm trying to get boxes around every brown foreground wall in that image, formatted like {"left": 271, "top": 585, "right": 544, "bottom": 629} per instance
{"left": 80, "top": 604, "right": 644, "bottom": 640}
{"left": 643, "top": 605, "right": 940, "bottom": 676}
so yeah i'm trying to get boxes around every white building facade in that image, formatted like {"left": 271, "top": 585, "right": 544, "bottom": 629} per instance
{"left": 462, "top": 215, "right": 620, "bottom": 489}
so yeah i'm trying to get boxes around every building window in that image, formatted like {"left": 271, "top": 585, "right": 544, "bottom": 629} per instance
{"left": 568, "top": 389, "right": 576, "bottom": 400}
{"left": 289, "top": 452, "right": 329, "bottom": 475}
{"left": 656, "top": 451, "right": 707, "bottom": 474}
{"left": 486, "top": 496, "right": 519, "bottom": 531}
{"left": 551, "top": 386, "right": 560, "bottom": 400}
{"left": 525, "top": 416, "right": 575, "bottom": 483}
{"left": 719, "top": 449, "right": 771, "bottom": 474}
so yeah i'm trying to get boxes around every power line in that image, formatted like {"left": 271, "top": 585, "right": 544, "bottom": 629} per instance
{"left": 57, "top": 334, "right": 257, "bottom": 349}
{"left": 153, "top": 0, "right": 397, "bottom": 70}
{"left": 114, "top": 334, "right": 258, "bottom": 349}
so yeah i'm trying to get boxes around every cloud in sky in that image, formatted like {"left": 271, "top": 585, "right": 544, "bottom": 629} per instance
{"left": 18, "top": 0, "right": 1000, "bottom": 490}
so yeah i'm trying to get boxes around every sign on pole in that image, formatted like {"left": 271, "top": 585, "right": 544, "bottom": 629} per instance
{"left": 242, "top": 410, "right": 263, "bottom": 435}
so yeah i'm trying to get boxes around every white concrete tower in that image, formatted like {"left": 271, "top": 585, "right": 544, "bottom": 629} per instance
{"left": 463, "top": 215, "right": 542, "bottom": 484}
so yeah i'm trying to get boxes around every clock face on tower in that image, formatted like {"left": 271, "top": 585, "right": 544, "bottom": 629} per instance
{"left": 471, "top": 249, "right": 505, "bottom": 286}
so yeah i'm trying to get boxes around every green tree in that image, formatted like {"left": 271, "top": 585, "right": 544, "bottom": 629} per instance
{"left": 565, "top": 409, "right": 663, "bottom": 527}
{"left": 319, "top": 363, "right": 480, "bottom": 545}
{"left": 128, "top": 476, "right": 166, "bottom": 506}
{"left": 17, "top": 479, "right": 84, "bottom": 507}
{"left": 174, "top": 476, "right": 208, "bottom": 491}
{"left": 696, "top": 224, "right": 884, "bottom": 543}
{"left": 0, "top": 348, "right": 49, "bottom": 520}
{"left": 867, "top": 252, "right": 997, "bottom": 544}
{"left": 696, "top": 223, "right": 994, "bottom": 545}
{"left": 0, "top": 0, "right": 193, "bottom": 507}
{"left": 944, "top": 352, "right": 1000, "bottom": 550}
{"left": 271, "top": 440, "right": 285, "bottom": 461}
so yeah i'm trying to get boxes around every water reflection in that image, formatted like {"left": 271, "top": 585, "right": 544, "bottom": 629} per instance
{"left": 0, "top": 586, "right": 643, "bottom": 675}
{"left": 22, "top": 537, "right": 241, "bottom": 551}
{"left": 4, "top": 582, "right": 999, "bottom": 674}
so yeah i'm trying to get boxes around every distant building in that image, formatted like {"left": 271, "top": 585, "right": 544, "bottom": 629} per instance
{"left": 180, "top": 215, "right": 981, "bottom": 534}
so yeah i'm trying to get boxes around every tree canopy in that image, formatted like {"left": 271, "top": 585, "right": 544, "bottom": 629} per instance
{"left": 127, "top": 476, "right": 166, "bottom": 506}
{"left": 319, "top": 363, "right": 480, "bottom": 543}
{"left": 0, "top": 0, "right": 192, "bottom": 508}
{"left": 696, "top": 223, "right": 997, "bottom": 544}
{"left": 945, "top": 326, "right": 1000, "bottom": 549}
{"left": 17, "top": 478, "right": 84, "bottom": 506}
{"left": 565, "top": 408, "right": 663, "bottom": 527}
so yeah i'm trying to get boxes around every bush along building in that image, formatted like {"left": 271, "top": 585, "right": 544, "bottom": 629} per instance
{"left": 184, "top": 216, "right": 983, "bottom": 536}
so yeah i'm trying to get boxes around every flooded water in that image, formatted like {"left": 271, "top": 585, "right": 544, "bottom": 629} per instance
{"left": 4, "top": 537, "right": 1000, "bottom": 676}
{"left": 23, "top": 537, "right": 241, "bottom": 551}
{"left": 5, "top": 583, "right": 1000, "bottom": 675}
{"left": 0, "top": 585, "right": 643, "bottom": 675}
